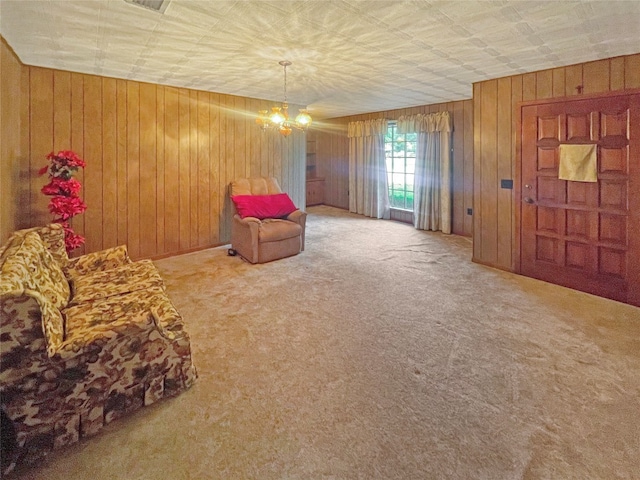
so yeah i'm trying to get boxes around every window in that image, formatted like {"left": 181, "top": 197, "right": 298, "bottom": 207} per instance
{"left": 385, "top": 122, "right": 416, "bottom": 211}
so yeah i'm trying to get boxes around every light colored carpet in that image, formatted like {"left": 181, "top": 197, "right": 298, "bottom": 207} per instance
{"left": 15, "top": 206, "right": 640, "bottom": 479}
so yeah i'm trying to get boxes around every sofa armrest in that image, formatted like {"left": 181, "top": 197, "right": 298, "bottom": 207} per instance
{"left": 64, "top": 245, "right": 131, "bottom": 278}
{"left": 149, "top": 297, "right": 187, "bottom": 341}
{"left": 286, "top": 209, "right": 307, "bottom": 251}
{"left": 56, "top": 310, "right": 158, "bottom": 359}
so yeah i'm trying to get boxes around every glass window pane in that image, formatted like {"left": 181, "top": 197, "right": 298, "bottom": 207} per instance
{"left": 390, "top": 192, "right": 402, "bottom": 208}
{"left": 392, "top": 173, "right": 404, "bottom": 188}
{"left": 405, "top": 158, "right": 415, "bottom": 174}
{"left": 405, "top": 173, "right": 414, "bottom": 187}
{"left": 384, "top": 123, "right": 414, "bottom": 211}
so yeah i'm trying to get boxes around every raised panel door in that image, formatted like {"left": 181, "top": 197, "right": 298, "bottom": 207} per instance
{"left": 520, "top": 93, "right": 640, "bottom": 306}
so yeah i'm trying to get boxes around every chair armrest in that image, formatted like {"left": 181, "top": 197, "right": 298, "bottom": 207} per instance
{"left": 235, "top": 215, "right": 261, "bottom": 224}
{"left": 286, "top": 209, "right": 307, "bottom": 251}
{"left": 64, "top": 245, "right": 131, "bottom": 278}
{"left": 232, "top": 214, "right": 261, "bottom": 262}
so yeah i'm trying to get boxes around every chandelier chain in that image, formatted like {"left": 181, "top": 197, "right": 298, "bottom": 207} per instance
{"left": 284, "top": 63, "right": 288, "bottom": 103}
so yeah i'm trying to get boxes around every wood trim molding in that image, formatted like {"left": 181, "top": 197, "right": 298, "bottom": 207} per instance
{"left": 516, "top": 87, "right": 640, "bottom": 109}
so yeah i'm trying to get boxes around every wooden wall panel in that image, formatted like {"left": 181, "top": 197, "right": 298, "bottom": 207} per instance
{"left": 625, "top": 55, "right": 640, "bottom": 89}
{"left": 473, "top": 52, "right": 640, "bottom": 271}
{"left": 496, "top": 77, "right": 513, "bottom": 269}
{"left": 479, "top": 80, "right": 498, "bottom": 263}
{"left": 583, "top": 59, "right": 610, "bottom": 94}
{"left": 564, "top": 64, "right": 583, "bottom": 96}
{"left": 452, "top": 101, "right": 465, "bottom": 235}
{"left": 102, "top": 77, "right": 118, "bottom": 250}
{"left": 315, "top": 99, "right": 474, "bottom": 237}
{"left": 53, "top": 71, "right": 71, "bottom": 152}
{"left": 221, "top": 94, "right": 233, "bottom": 242}
{"left": 462, "top": 100, "right": 474, "bottom": 236}
{"left": 473, "top": 83, "right": 482, "bottom": 258}
{"left": 164, "top": 87, "right": 180, "bottom": 253}
{"left": 209, "top": 93, "right": 220, "bottom": 245}
{"left": 115, "top": 80, "right": 127, "bottom": 249}
{"left": 30, "top": 68, "right": 54, "bottom": 228}
{"left": 126, "top": 81, "right": 140, "bottom": 258}
{"left": 536, "top": 70, "right": 553, "bottom": 100}
{"left": 156, "top": 86, "right": 165, "bottom": 253}
{"left": 1, "top": 38, "right": 27, "bottom": 239}
{"left": 10, "top": 62, "right": 305, "bottom": 259}
{"left": 197, "top": 91, "right": 210, "bottom": 248}
{"left": 71, "top": 73, "right": 86, "bottom": 255}
{"left": 551, "top": 68, "right": 565, "bottom": 98}
{"left": 188, "top": 90, "right": 198, "bottom": 249}
{"left": 83, "top": 75, "right": 103, "bottom": 254}
{"left": 178, "top": 89, "right": 190, "bottom": 252}
{"left": 139, "top": 82, "right": 157, "bottom": 257}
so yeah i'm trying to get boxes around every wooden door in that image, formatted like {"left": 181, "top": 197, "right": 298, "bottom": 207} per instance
{"left": 520, "top": 93, "right": 640, "bottom": 306}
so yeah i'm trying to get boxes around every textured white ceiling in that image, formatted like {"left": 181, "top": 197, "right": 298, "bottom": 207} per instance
{"left": 1, "top": 0, "right": 639, "bottom": 119}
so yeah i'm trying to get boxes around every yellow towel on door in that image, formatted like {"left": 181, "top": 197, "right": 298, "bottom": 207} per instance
{"left": 558, "top": 144, "right": 597, "bottom": 182}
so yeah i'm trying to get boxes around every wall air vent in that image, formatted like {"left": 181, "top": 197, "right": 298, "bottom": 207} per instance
{"left": 124, "top": 0, "right": 170, "bottom": 14}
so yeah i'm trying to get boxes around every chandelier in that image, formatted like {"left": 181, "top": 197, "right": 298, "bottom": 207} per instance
{"left": 256, "top": 61, "right": 312, "bottom": 137}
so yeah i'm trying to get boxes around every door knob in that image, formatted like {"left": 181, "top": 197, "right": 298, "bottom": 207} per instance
{"left": 523, "top": 197, "right": 535, "bottom": 204}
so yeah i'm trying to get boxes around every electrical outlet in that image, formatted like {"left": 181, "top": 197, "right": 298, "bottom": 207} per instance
{"left": 467, "top": 208, "right": 473, "bottom": 215}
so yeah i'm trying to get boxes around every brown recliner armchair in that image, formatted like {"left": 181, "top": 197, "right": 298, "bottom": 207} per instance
{"left": 230, "top": 177, "right": 307, "bottom": 264}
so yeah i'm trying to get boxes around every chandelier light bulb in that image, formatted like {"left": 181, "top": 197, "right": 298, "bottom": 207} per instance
{"left": 295, "top": 109, "right": 312, "bottom": 128}
{"left": 270, "top": 107, "right": 285, "bottom": 125}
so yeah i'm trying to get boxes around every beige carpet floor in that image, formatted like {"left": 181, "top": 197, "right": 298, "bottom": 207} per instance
{"left": 14, "top": 205, "right": 640, "bottom": 479}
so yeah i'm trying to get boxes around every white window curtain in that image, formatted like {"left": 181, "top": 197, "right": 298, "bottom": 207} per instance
{"left": 397, "top": 112, "right": 452, "bottom": 233}
{"left": 348, "top": 118, "right": 390, "bottom": 219}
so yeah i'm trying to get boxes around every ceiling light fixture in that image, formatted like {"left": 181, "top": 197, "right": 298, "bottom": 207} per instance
{"left": 256, "top": 61, "right": 312, "bottom": 137}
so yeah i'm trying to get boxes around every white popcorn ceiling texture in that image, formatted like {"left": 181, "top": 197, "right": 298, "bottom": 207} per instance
{"left": 1, "top": 0, "right": 639, "bottom": 119}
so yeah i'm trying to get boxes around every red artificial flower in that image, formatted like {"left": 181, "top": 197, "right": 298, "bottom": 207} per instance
{"left": 48, "top": 195, "right": 87, "bottom": 220}
{"left": 53, "top": 220, "right": 86, "bottom": 252}
{"left": 41, "top": 177, "right": 82, "bottom": 196}
{"left": 48, "top": 150, "right": 86, "bottom": 169}
{"left": 63, "top": 230, "right": 86, "bottom": 251}
{"left": 41, "top": 150, "right": 86, "bottom": 252}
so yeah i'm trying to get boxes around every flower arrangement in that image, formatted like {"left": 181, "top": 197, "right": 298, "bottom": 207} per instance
{"left": 39, "top": 150, "right": 87, "bottom": 252}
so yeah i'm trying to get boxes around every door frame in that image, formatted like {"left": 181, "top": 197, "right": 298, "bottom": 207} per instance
{"left": 514, "top": 88, "right": 640, "bottom": 275}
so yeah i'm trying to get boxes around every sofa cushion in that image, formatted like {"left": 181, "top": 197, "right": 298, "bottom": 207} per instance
{"left": 258, "top": 219, "right": 303, "bottom": 242}
{"left": 231, "top": 193, "right": 297, "bottom": 220}
{"left": 69, "top": 259, "right": 165, "bottom": 305}
{"left": 61, "top": 286, "right": 182, "bottom": 353}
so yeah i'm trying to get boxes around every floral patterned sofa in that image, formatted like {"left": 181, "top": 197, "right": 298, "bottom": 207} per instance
{"left": 0, "top": 224, "right": 197, "bottom": 475}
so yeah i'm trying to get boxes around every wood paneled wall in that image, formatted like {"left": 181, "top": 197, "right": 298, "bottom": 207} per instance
{"left": 312, "top": 99, "right": 474, "bottom": 237}
{"left": 0, "top": 37, "right": 29, "bottom": 241}
{"left": 2, "top": 40, "right": 306, "bottom": 259}
{"left": 473, "top": 53, "right": 640, "bottom": 271}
